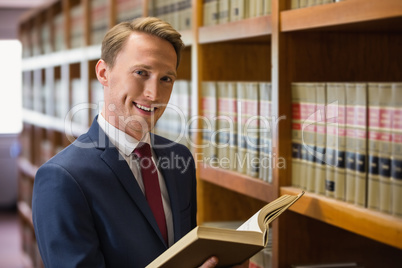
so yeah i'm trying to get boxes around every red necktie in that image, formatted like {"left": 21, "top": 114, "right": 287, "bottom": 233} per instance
{"left": 134, "top": 142, "right": 168, "bottom": 245}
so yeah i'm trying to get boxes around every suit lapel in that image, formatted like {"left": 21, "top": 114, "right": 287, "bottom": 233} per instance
{"left": 88, "top": 119, "right": 167, "bottom": 246}
{"left": 151, "top": 135, "right": 182, "bottom": 243}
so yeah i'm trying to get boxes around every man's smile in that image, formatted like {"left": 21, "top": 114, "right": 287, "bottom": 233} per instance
{"left": 134, "top": 102, "right": 156, "bottom": 112}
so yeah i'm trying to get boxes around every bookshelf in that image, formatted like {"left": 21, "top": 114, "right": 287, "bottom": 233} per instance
{"left": 18, "top": 0, "right": 402, "bottom": 267}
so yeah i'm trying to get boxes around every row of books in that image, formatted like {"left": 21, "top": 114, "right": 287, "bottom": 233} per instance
{"left": 70, "top": 3, "right": 84, "bottom": 49}
{"left": 70, "top": 0, "right": 110, "bottom": 47}
{"left": 291, "top": 82, "right": 402, "bottom": 217}
{"left": 148, "top": 0, "right": 192, "bottom": 31}
{"left": 203, "top": 0, "right": 272, "bottom": 26}
{"left": 290, "top": 0, "right": 346, "bottom": 9}
{"left": 22, "top": 0, "right": 139, "bottom": 58}
{"left": 22, "top": 75, "right": 104, "bottom": 126}
{"left": 117, "top": 0, "right": 143, "bottom": 24}
{"left": 154, "top": 80, "right": 192, "bottom": 149}
{"left": 91, "top": 0, "right": 109, "bottom": 45}
{"left": 201, "top": 81, "right": 273, "bottom": 183}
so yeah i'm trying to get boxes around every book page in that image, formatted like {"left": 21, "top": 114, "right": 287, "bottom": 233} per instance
{"left": 236, "top": 209, "right": 262, "bottom": 232}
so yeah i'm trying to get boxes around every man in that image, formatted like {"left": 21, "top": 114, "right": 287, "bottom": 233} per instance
{"left": 32, "top": 17, "right": 247, "bottom": 267}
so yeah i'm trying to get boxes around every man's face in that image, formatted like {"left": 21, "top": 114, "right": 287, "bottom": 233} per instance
{"left": 97, "top": 31, "right": 177, "bottom": 140}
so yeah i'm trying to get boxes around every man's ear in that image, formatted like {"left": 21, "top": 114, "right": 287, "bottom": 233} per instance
{"left": 95, "top": 59, "right": 109, "bottom": 87}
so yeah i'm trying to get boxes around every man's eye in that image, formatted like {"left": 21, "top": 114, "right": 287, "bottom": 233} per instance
{"left": 135, "top": 70, "right": 146, "bottom": 76}
{"left": 161, "top": 76, "right": 172, "bottom": 82}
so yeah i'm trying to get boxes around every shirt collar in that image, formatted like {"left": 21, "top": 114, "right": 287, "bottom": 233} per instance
{"left": 97, "top": 113, "right": 151, "bottom": 157}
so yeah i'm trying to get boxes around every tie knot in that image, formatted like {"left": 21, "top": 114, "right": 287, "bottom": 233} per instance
{"left": 134, "top": 142, "right": 152, "bottom": 159}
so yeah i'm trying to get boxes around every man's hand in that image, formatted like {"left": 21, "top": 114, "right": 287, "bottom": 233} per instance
{"left": 199, "top": 256, "right": 219, "bottom": 268}
{"left": 199, "top": 256, "right": 250, "bottom": 268}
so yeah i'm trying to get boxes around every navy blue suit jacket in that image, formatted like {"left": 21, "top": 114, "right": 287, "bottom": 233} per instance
{"left": 32, "top": 118, "right": 197, "bottom": 267}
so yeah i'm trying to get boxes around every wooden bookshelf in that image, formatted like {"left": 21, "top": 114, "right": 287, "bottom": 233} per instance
{"left": 281, "top": 186, "right": 402, "bottom": 250}
{"left": 199, "top": 15, "right": 272, "bottom": 44}
{"left": 18, "top": 0, "right": 402, "bottom": 267}
{"left": 281, "top": 0, "right": 402, "bottom": 32}
{"left": 21, "top": 44, "right": 101, "bottom": 70}
{"left": 198, "top": 165, "right": 274, "bottom": 203}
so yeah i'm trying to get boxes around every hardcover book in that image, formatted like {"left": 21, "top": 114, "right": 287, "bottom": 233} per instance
{"left": 146, "top": 192, "right": 304, "bottom": 268}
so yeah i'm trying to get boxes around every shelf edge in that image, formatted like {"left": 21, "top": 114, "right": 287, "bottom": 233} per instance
{"left": 22, "top": 109, "right": 89, "bottom": 137}
{"left": 199, "top": 16, "right": 272, "bottom": 44}
{"left": 198, "top": 164, "right": 273, "bottom": 202}
{"left": 281, "top": 186, "right": 402, "bottom": 250}
{"left": 281, "top": 0, "right": 402, "bottom": 32}
{"left": 22, "top": 45, "right": 101, "bottom": 71}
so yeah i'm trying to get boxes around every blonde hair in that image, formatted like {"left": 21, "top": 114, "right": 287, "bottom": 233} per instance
{"left": 101, "top": 17, "right": 184, "bottom": 69}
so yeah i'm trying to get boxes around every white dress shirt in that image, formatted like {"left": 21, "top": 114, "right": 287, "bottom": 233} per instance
{"left": 97, "top": 114, "right": 174, "bottom": 246}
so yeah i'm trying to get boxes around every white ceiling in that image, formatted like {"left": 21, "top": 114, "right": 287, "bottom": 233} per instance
{"left": 0, "top": 0, "right": 51, "bottom": 8}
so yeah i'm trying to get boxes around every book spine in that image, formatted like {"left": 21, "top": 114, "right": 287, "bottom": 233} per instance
{"left": 32, "top": 69, "right": 42, "bottom": 113}
{"left": 354, "top": 83, "right": 368, "bottom": 207}
{"left": 41, "top": 21, "right": 51, "bottom": 54}
{"left": 173, "top": 80, "right": 190, "bottom": 148}
{"left": 173, "top": 0, "right": 181, "bottom": 31}
{"left": 22, "top": 72, "right": 33, "bottom": 110}
{"left": 45, "top": 67, "right": 55, "bottom": 116}
{"left": 367, "top": 83, "right": 381, "bottom": 210}
{"left": 246, "top": 82, "right": 260, "bottom": 178}
{"left": 236, "top": 82, "right": 248, "bottom": 174}
{"left": 324, "top": 83, "right": 338, "bottom": 198}
{"left": 248, "top": 0, "right": 257, "bottom": 18}
{"left": 216, "top": 81, "right": 230, "bottom": 169}
{"left": 70, "top": 4, "right": 83, "bottom": 49}
{"left": 117, "top": 0, "right": 143, "bottom": 23}
{"left": 263, "top": 0, "right": 271, "bottom": 15}
{"left": 91, "top": 0, "right": 109, "bottom": 45}
{"left": 21, "top": 29, "right": 32, "bottom": 58}
{"left": 227, "top": 82, "right": 238, "bottom": 172}
{"left": 299, "top": 0, "right": 308, "bottom": 9}
{"left": 172, "top": 0, "right": 181, "bottom": 31}
{"left": 185, "top": 80, "right": 192, "bottom": 149}
{"left": 391, "top": 83, "right": 402, "bottom": 217}
{"left": 203, "top": 0, "right": 219, "bottom": 26}
{"left": 184, "top": 0, "right": 192, "bottom": 30}
{"left": 378, "top": 83, "right": 392, "bottom": 213}
{"left": 154, "top": 0, "right": 163, "bottom": 23}
{"left": 230, "top": 0, "right": 245, "bottom": 22}
{"left": 175, "top": 0, "right": 192, "bottom": 30}
{"left": 307, "top": 0, "right": 316, "bottom": 7}
{"left": 53, "top": 13, "right": 65, "bottom": 51}
{"left": 90, "top": 79, "right": 104, "bottom": 120}
{"left": 71, "top": 78, "right": 88, "bottom": 126}
{"left": 201, "top": 82, "right": 218, "bottom": 163}
{"left": 378, "top": 83, "right": 393, "bottom": 214}
{"left": 218, "top": 0, "right": 230, "bottom": 24}
{"left": 334, "top": 83, "right": 347, "bottom": 201}
{"left": 291, "top": 0, "right": 299, "bottom": 9}
{"left": 256, "top": 0, "right": 264, "bottom": 17}
{"left": 31, "top": 26, "right": 41, "bottom": 56}
{"left": 164, "top": 0, "right": 172, "bottom": 25}
{"left": 302, "top": 83, "right": 317, "bottom": 193}
{"left": 259, "top": 82, "right": 272, "bottom": 183}
{"left": 345, "top": 83, "right": 357, "bottom": 204}
{"left": 314, "top": 83, "right": 327, "bottom": 195}
{"left": 292, "top": 83, "right": 303, "bottom": 188}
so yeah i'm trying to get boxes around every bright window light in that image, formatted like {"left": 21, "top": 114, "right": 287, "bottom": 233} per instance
{"left": 0, "top": 40, "right": 22, "bottom": 134}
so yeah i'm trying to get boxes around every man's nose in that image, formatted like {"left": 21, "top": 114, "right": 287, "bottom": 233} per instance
{"left": 143, "top": 79, "right": 159, "bottom": 101}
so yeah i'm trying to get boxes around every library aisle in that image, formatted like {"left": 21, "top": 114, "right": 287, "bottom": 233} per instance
{"left": 0, "top": 210, "right": 29, "bottom": 268}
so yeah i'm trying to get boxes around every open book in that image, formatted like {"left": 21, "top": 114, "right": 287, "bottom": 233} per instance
{"left": 146, "top": 191, "right": 304, "bottom": 268}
